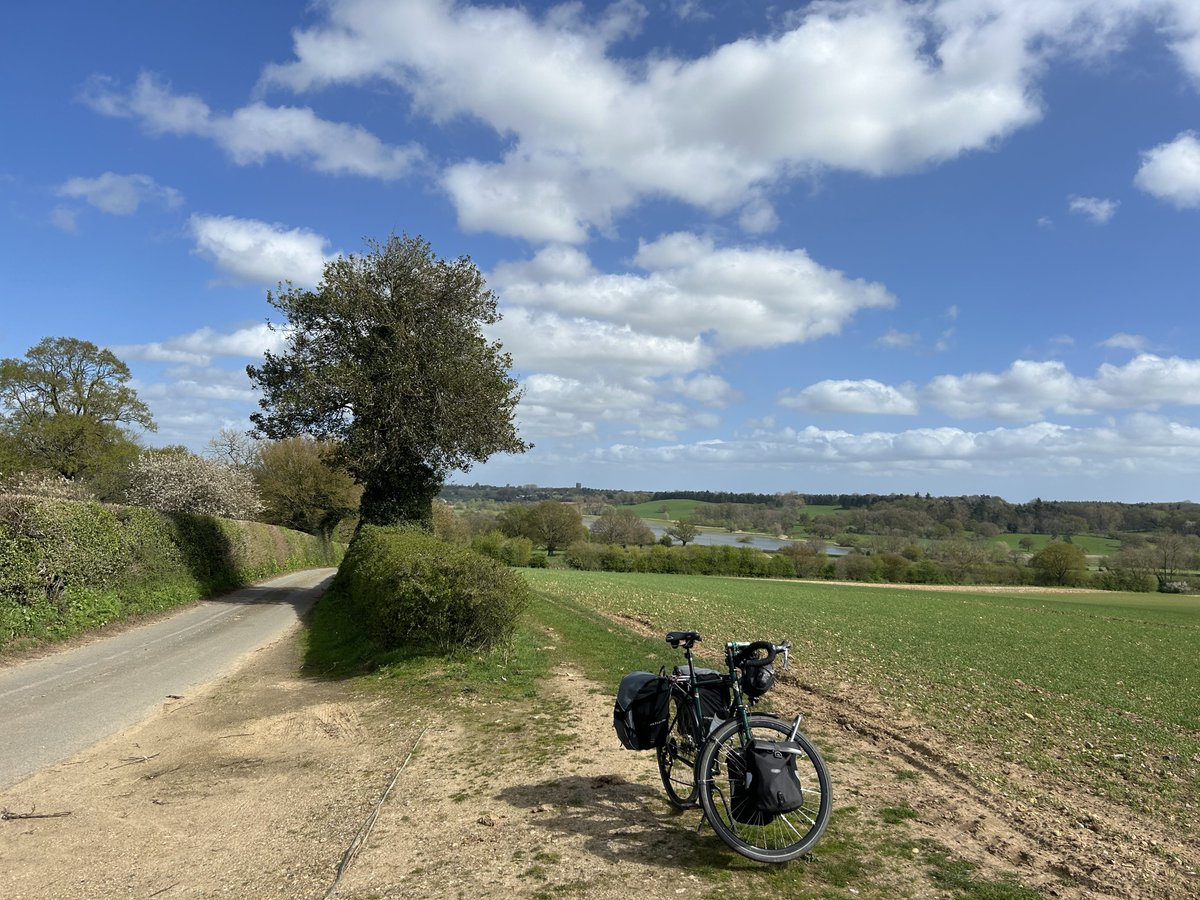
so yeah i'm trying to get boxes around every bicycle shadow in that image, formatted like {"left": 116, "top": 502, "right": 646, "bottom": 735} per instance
{"left": 497, "top": 774, "right": 738, "bottom": 870}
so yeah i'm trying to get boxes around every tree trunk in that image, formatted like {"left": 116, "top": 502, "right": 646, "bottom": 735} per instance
{"left": 358, "top": 457, "right": 441, "bottom": 530}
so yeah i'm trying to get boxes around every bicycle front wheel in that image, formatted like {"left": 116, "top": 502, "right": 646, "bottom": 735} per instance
{"left": 657, "top": 697, "right": 699, "bottom": 808}
{"left": 697, "top": 714, "right": 831, "bottom": 863}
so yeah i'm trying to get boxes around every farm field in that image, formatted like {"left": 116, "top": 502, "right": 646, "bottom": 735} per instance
{"left": 524, "top": 570, "right": 1199, "bottom": 829}
{"left": 624, "top": 498, "right": 718, "bottom": 522}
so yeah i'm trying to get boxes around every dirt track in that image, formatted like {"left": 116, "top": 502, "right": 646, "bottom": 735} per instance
{"left": 1, "top": 622, "right": 1196, "bottom": 899}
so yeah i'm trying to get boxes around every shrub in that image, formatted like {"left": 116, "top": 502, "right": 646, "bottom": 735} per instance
{"left": 0, "top": 493, "right": 340, "bottom": 651}
{"left": 124, "top": 451, "right": 262, "bottom": 519}
{"left": 336, "top": 525, "right": 530, "bottom": 653}
{"left": 564, "top": 540, "right": 605, "bottom": 570}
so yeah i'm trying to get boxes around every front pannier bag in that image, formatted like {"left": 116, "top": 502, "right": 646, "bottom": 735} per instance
{"left": 745, "top": 739, "right": 807, "bottom": 814}
{"left": 613, "top": 671, "right": 671, "bottom": 750}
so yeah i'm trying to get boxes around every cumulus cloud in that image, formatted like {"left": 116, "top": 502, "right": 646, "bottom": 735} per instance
{"left": 490, "top": 308, "right": 713, "bottom": 379}
{"left": 790, "top": 353, "right": 1200, "bottom": 421}
{"left": 925, "top": 360, "right": 1084, "bottom": 419}
{"left": 492, "top": 234, "right": 894, "bottom": 352}
{"left": 518, "top": 373, "right": 705, "bottom": 442}
{"left": 188, "top": 214, "right": 332, "bottom": 287}
{"left": 81, "top": 72, "right": 421, "bottom": 180}
{"left": 57, "top": 172, "right": 182, "bottom": 215}
{"left": 256, "top": 0, "right": 1200, "bottom": 241}
{"left": 1135, "top": 131, "right": 1200, "bottom": 207}
{"left": 667, "top": 374, "right": 740, "bottom": 408}
{"left": 113, "top": 322, "right": 288, "bottom": 366}
{"left": 592, "top": 415, "right": 1200, "bottom": 476}
{"left": 1067, "top": 194, "right": 1118, "bottom": 223}
{"left": 779, "top": 379, "right": 919, "bottom": 415}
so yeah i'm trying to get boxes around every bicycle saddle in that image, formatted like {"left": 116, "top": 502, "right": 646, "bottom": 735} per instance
{"left": 665, "top": 631, "right": 702, "bottom": 648}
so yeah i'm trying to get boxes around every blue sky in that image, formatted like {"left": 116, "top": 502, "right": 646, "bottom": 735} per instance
{"left": 3, "top": 0, "right": 1200, "bottom": 502}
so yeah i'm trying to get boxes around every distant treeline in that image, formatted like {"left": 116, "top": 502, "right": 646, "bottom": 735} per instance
{"left": 441, "top": 484, "right": 1200, "bottom": 537}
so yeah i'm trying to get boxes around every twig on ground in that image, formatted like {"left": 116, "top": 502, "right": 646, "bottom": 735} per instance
{"left": 113, "top": 753, "right": 161, "bottom": 768}
{"left": 2, "top": 808, "right": 72, "bottom": 821}
{"left": 321, "top": 725, "right": 429, "bottom": 900}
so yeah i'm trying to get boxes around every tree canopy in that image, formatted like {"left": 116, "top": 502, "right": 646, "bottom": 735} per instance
{"left": 247, "top": 234, "right": 529, "bottom": 528}
{"left": 0, "top": 337, "right": 154, "bottom": 484}
{"left": 590, "top": 507, "right": 656, "bottom": 547}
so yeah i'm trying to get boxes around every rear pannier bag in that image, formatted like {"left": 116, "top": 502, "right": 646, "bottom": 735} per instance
{"left": 745, "top": 739, "right": 807, "bottom": 814}
{"left": 613, "top": 671, "right": 671, "bottom": 750}
{"left": 673, "top": 667, "right": 730, "bottom": 736}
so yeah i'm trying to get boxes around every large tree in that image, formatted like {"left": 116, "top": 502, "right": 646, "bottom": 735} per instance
{"left": 525, "top": 500, "right": 587, "bottom": 555}
{"left": 0, "top": 337, "right": 154, "bottom": 483}
{"left": 590, "top": 508, "right": 656, "bottom": 547}
{"left": 247, "top": 234, "right": 528, "bottom": 528}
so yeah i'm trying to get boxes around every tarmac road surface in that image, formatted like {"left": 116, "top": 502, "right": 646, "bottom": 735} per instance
{"left": 0, "top": 568, "right": 336, "bottom": 789}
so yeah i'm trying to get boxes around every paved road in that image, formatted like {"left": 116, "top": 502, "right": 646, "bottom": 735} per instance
{"left": 0, "top": 567, "right": 337, "bottom": 789}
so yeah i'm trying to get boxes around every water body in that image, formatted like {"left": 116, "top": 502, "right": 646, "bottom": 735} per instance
{"left": 645, "top": 524, "right": 849, "bottom": 555}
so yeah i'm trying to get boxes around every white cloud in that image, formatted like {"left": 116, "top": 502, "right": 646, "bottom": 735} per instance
{"left": 876, "top": 328, "right": 919, "bottom": 349}
{"left": 49, "top": 205, "right": 79, "bottom": 233}
{"left": 490, "top": 308, "right": 712, "bottom": 379}
{"left": 926, "top": 360, "right": 1082, "bottom": 419}
{"left": 1067, "top": 194, "right": 1118, "bottom": 223}
{"left": 492, "top": 234, "right": 894, "bottom": 353}
{"left": 113, "top": 323, "right": 288, "bottom": 366}
{"left": 1101, "top": 332, "right": 1147, "bottom": 351}
{"left": 1135, "top": 131, "right": 1200, "bottom": 207}
{"left": 256, "top": 0, "right": 1200, "bottom": 242}
{"left": 188, "top": 214, "right": 332, "bottom": 287}
{"left": 81, "top": 72, "right": 422, "bottom": 180}
{"left": 518, "top": 373, "right": 704, "bottom": 442}
{"left": 830, "top": 353, "right": 1200, "bottom": 421}
{"left": 667, "top": 374, "right": 739, "bottom": 408}
{"left": 779, "top": 379, "right": 919, "bottom": 415}
{"left": 57, "top": 172, "right": 182, "bottom": 215}
{"left": 593, "top": 415, "right": 1200, "bottom": 477}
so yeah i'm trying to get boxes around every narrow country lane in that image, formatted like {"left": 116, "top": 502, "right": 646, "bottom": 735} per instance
{"left": 0, "top": 568, "right": 336, "bottom": 788}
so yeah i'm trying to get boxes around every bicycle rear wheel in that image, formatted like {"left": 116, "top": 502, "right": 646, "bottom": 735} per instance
{"left": 697, "top": 714, "right": 831, "bottom": 863}
{"left": 657, "top": 697, "right": 699, "bottom": 808}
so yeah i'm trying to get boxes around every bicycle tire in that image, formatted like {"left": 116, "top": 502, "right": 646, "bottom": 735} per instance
{"left": 697, "top": 714, "right": 831, "bottom": 863}
{"left": 657, "top": 696, "right": 699, "bottom": 808}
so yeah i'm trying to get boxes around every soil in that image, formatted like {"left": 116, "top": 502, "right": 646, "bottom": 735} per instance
{"left": 1, "top": 620, "right": 1196, "bottom": 900}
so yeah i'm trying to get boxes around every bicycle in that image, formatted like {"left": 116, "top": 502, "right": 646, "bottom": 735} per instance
{"left": 654, "top": 629, "right": 832, "bottom": 863}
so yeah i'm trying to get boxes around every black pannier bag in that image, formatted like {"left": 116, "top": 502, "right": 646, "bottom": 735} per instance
{"left": 727, "top": 747, "right": 775, "bottom": 826}
{"left": 673, "top": 667, "right": 730, "bottom": 736}
{"left": 745, "top": 739, "right": 807, "bottom": 814}
{"left": 613, "top": 671, "right": 671, "bottom": 750}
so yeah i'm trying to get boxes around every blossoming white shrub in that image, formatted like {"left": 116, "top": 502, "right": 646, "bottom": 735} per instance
{"left": 124, "top": 451, "right": 263, "bottom": 519}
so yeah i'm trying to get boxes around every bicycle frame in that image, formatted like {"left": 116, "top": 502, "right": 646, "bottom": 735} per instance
{"left": 672, "top": 640, "right": 757, "bottom": 749}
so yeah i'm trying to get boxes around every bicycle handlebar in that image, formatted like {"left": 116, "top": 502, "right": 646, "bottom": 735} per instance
{"left": 733, "top": 639, "right": 790, "bottom": 670}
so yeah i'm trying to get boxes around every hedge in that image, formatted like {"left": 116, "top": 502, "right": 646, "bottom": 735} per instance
{"left": 334, "top": 525, "right": 530, "bottom": 654}
{"left": 0, "top": 493, "right": 342, "bottom": 652}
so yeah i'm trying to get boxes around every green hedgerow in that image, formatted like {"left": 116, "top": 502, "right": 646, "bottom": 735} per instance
{"left": 335, "top": 525, "right": 531, "bottom": 654}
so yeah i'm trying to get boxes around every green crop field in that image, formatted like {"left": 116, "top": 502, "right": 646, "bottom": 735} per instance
{"left": 623, "top": 498, "right": 717, "bottom": 521}
{"left": 523, "top": 569, "right": 1200, "bottom": 826}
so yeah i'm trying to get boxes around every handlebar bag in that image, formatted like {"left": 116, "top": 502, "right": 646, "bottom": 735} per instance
{"left": 613, "top": 672, "right": 671, "bottom": 750}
